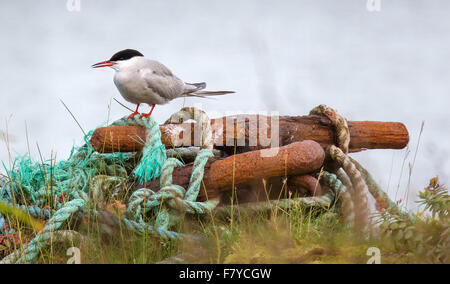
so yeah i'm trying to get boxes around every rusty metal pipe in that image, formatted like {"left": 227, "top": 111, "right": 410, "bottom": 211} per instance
{"left": 143, "top": 140, "right": 325, "bottom": 200}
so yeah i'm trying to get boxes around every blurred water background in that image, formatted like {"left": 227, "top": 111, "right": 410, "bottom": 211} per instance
{"left": 1, "top": 0, "right": 449, "bottom": 210}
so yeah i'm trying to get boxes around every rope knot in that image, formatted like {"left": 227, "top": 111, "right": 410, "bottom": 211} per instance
{"left": 157, "top": 184, "right": 186, "bottom": 205}
{"left": 310, "top": 104, "right": 350, "bottom": 154}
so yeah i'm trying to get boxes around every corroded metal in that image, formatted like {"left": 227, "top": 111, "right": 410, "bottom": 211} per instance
{"left": 143, "top": 140, "right": 325, "bottom": 200}
{"left": 90, "top": 115, "right": 409, "bottom": 154}
{"left": 288, "top": 175, "right": 322, "bottom": 197}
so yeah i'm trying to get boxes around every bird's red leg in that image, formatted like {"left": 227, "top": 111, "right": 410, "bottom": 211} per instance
{"left": 142, "top": 104, "right": 156, "bottom": 118}
{"left": 128, "top": 104, "right": 140, "bottom": 119}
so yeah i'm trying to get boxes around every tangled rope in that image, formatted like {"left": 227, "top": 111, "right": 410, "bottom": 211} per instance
{"left": 0, "top": 108, "right": 216, "bottom": 263}
{"left": 0, "top": 136, "right": 127, "bottom": 248}
{"left": 126, "top": 107, "right": 218, "bottom": 231}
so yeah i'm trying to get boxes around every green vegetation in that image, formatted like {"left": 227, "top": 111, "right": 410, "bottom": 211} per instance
{"left": 1, "top": 175, "right": 448, "bottom": 263}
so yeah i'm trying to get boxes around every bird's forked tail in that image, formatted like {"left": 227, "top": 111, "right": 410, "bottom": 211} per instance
{"left": 184, "top": 82, "right": 235, "bottom": 98}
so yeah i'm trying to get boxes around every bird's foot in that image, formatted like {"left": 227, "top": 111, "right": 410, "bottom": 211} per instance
{"left": 141, "top": 105, "right": 156, "bottom": 118}
{"left": 128, "top": 112, "right": 140, "bottom": 119}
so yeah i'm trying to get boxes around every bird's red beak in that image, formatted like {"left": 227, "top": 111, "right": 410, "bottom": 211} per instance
{"left": 92, "top": 61, "right": 117, "bottom": 68}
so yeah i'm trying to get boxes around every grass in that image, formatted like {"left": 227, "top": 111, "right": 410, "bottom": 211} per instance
{"left": 2, "top": 185, "right": 447, "bottom": 264}
{"left": 1, "top": 160, "right": 449, "bottom": 264}
{"left": 4, "top": 211, "right": 428, "bottom": 263}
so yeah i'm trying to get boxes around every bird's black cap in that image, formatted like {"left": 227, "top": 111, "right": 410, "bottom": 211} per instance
{"left": 109, "top": 49, "right": 144, "bottom": 61}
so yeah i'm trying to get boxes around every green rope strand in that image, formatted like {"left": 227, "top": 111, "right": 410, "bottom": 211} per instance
{"left": 112, "top": 115, "right": 166, "bottom": 183}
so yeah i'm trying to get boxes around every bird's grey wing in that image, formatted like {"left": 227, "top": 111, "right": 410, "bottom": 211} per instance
{"left": 140, "top": 62, "right": 185, "bottom": 101}
{"left": 146, "top": 60, "right": 174, "bottom": 77}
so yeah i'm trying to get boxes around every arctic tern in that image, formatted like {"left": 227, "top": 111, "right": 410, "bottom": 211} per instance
{"left": 92, "top": 49, "right": 234, "bottom": 118}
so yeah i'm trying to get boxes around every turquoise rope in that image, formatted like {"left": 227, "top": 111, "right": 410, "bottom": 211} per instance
{"left": 0, "top": 126, "right": 129, "bottom": 210}
{"left": 112, "top": 115, "right": 166, "bottom": 183}
{"left": 15, "top": 199, "right": 86, "bottom": 263}
{"left": 126, "top": 149, "right": 217, "bottom": 232}
{"left": 0, "top": 113, "right": 212, "bottom": 263}
{"left": 321, "top": 171, "right": 355, "bottom": 226}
